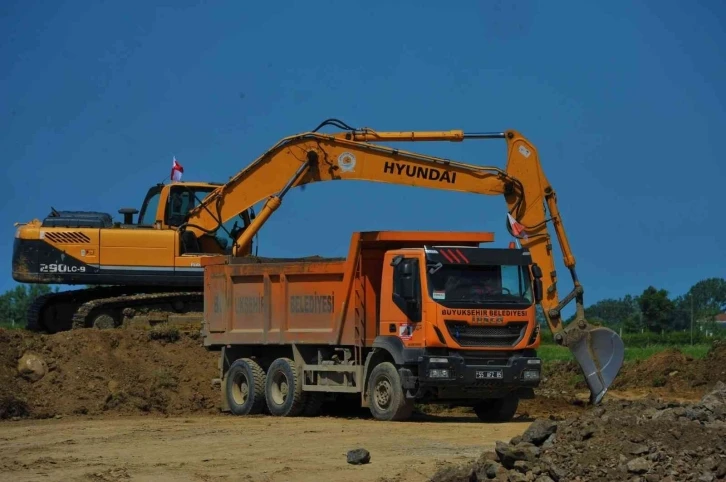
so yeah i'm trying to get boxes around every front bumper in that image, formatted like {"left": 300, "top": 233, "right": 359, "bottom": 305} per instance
{"left": 419, "top": 353, "right": 541, "bottom": 386}
{"left": 399, "top": 352, "right": 542, "bottom": 401}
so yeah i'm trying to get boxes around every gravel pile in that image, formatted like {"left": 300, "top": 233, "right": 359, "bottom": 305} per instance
{"left": 430, "top": 382, "right": 726, "bottom": 482}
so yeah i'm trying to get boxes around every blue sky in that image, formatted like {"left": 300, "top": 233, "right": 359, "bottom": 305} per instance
{"left": 1, "top": 0, "right": 724, "bottom": 319}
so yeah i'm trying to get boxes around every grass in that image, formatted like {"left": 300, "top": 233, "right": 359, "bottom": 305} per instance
{"left": 536, "top": 343, "right": 711, "bottom": 363}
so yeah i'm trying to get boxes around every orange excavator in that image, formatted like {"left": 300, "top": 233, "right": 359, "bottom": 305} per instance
{"left": 12, "top": 118, "right": 623, "bottom": 403}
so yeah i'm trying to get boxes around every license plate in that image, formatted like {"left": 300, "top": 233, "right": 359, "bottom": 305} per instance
{"left": 476, "top": 369, "right": 503, "bottom": 379}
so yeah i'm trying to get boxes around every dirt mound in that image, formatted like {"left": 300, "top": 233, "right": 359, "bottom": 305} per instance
{"left": 0, "top": 326, "right": 219, "bottom": 420}
{"left": 430, "top": 382, "right": 726, "bottom": 482}
{"left": 610, "top": 348, "right": 697, "bottom": 391}
{"left": 609, "top": 343, "right": 726, "bottom": 395}
{"left": 539, "top": 344, "right": 726, "bottom": 401}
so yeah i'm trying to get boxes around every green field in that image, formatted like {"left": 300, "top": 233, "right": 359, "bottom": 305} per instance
{"left": 536, "top": 342, "right": 710, "bottom": 363}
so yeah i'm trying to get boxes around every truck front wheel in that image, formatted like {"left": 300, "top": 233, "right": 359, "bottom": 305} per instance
{"left": 473, "top": 393, "right": 519, "bottom": 422}
{"left": 367, "top": 362, "right": 414, "bottom": 422}
{"left": 225, "top": 358, "right": 267, "bottom": 415}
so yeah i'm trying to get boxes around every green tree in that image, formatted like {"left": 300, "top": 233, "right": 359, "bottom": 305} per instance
{"left": 0, "top": 284, "right": 58, "bottom": 328}
{"left": 684, "top": 277, "right": 726, "bottom": 319}
{"left": 637, "top": 286, "right": 675, "bottom": 333}
{"left": 566, "top": 294, "right": 640, "bottom": 331}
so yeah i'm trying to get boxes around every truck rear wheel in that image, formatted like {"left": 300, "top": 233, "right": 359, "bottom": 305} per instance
{"left": 225, "top": 358, "right": 267, "bottom": 415}
{"left": 367, "top": 362, "right": 414, "bottom": 422}
{"left": 473, "top": 393, "right": 519, "bottom": 422}
{"left": 265, "top": 357, "right": 305, "bottom": 417}
{"left": 301, "top": 392, "right": 324, "bottom": 417}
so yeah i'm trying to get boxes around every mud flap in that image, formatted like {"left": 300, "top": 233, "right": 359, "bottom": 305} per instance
{"left": 569, "top": 326, "right": 625, "bottom": 405}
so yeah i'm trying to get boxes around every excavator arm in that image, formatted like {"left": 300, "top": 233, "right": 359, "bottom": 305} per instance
{"left": 182, "top": 119, "right": 624, "bottom": 404}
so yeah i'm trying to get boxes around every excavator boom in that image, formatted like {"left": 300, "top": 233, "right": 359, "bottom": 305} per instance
{"left": 182, "top": 119, "right": 624, "bottom": 404}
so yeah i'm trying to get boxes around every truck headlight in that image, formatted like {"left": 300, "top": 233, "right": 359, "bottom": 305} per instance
{"left": 522, "top": 369, "right": 540, "bottom": 380}
{"left": 429, "top": 358, "right": 449, "bottom": 364}
{"left": 429, "top": 369, "right": 450, "bottom": 378}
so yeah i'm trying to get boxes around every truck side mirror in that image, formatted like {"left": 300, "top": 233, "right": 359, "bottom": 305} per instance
{"left": 401, "top": 273, "right": 416, "bottom": 301}
{"left": 531, "top": 263, "right": 543, "bottom": 303}
{"left": 533, "top": 279, "right": 543, "bottom": 304}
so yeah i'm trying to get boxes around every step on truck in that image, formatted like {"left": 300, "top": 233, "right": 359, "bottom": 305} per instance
{"left": 202, "top": 230, "right": 551, "bottom": 422}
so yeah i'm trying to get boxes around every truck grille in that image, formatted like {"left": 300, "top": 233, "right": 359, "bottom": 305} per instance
{"left": 444, "top": 321, "right": 528, "bottom": 347}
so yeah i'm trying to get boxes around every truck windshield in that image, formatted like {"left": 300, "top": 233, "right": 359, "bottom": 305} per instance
{"left": 426, "top": 264, "right": 533, "bottom": 305}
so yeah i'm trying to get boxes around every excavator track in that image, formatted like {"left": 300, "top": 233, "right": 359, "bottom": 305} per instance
{"left": 70, "top": 290, "right": 204, "bottom": 330}
{"left": 26, "top": 286, "right": 204, "bottom": 333}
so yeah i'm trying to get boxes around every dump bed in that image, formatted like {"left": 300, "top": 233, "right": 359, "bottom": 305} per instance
{"left": 201, "top": 230, "right": 495, "bottom": 348}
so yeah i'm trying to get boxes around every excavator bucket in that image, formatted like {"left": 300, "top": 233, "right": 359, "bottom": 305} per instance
{"left": 568, "top": 326, "right": 625, "bottom": 405}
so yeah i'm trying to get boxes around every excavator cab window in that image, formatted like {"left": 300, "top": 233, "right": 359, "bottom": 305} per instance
{"left": 165, "top": 186, "right": 216, "bottom": 227}
{"left": 138, "top": 186, "right": 163, "bottom": 226}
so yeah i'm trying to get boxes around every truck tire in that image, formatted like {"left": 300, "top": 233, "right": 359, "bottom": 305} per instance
{"left": 225, "top": 358, "right": 267, "bottom": 416}
{"left": 367, "top": 362, "right": 414, "bottom": 422}
{"left": 265, "top": 357, "right": 305, "bottom": 417}
{"left": 301, "top": 392, "right": 324, "bottom": 417}
{"left": 473, "top": 393, "right": 519, "bottom": 423}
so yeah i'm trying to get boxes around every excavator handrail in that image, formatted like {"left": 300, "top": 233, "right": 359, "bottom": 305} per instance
{"left": 181, "top": 118, "right": 624, "bottom": 404}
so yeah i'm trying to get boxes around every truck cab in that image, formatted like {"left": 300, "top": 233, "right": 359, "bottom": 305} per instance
{"left": 376, "top": 243, "right": 544, "bottom": 419}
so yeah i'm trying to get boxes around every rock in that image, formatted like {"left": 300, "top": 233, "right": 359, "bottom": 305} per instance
{"left": 626, "top": 457, "right": 650, "bottom": 475}
{"left": 716, "top": 460, "right": 726, "bottom": 478}
{"left": 108, "top": 380, "right": 120, "bottom": 394}
{"left": 473, "top": 459, "right": 500, "bottom": 480}
{"left": 521, "top": 419, "right": 558, "bottom": 446}
{"left": 17, "top": 352, "right": 47, "bottom": 382}
{"left": 495, "top": 441, "right": 540, "bottom": 469}
{"left": 534, "top": 476, "right": 554, "bottom": 482}
{"left": 485, "top": 462, "right": 501, "bottom": 479}
{"left": 541, "top": 434, "right": 556, "bottom": 449}
{"left": 630, "top": 445, "right": 650, "bottom": 456}
{"left": 346, "top": 448, "right": 370, "bottom": 465}
{"left": 579, "top": 424, "right": 595, "bottom": 441}
{"left": 507, "top": 473, "right": 527, "bottom": 482}
{"left": 548, "top": 465, "right": 566, "bottom": 482}
{"left": 513, "top": 460, "right": 530, "bottom": 473}
{"left": 701, "top": 456, "right": 718, "bottom": 471}
{"left": 429, "top": 463, "right": 473, "bottom": 482}
{"left": 700, "top": 381, "right": 726, "bottom": 413}
{"left": 685, "top": 407, "right": 710, "bottom": 422}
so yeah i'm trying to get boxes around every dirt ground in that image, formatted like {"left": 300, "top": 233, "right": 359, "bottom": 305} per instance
{"left": 2, "top": 327, "right": 725, "bottom": 481}
{"left": 0, "top": 412, "right": 531, "bottom": 482}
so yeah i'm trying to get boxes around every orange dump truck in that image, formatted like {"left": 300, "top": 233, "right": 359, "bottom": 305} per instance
{"left": 201, "top": 230, "right": 545, "bottom": 422}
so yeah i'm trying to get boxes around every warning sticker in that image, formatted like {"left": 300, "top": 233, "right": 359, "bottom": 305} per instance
{"left": 399, "top": 324, "right": 414, "bottom": 340}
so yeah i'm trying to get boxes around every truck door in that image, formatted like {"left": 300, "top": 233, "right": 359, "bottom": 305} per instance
{"left": 380, "top": 253, "right": 424, "bottom": 345}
